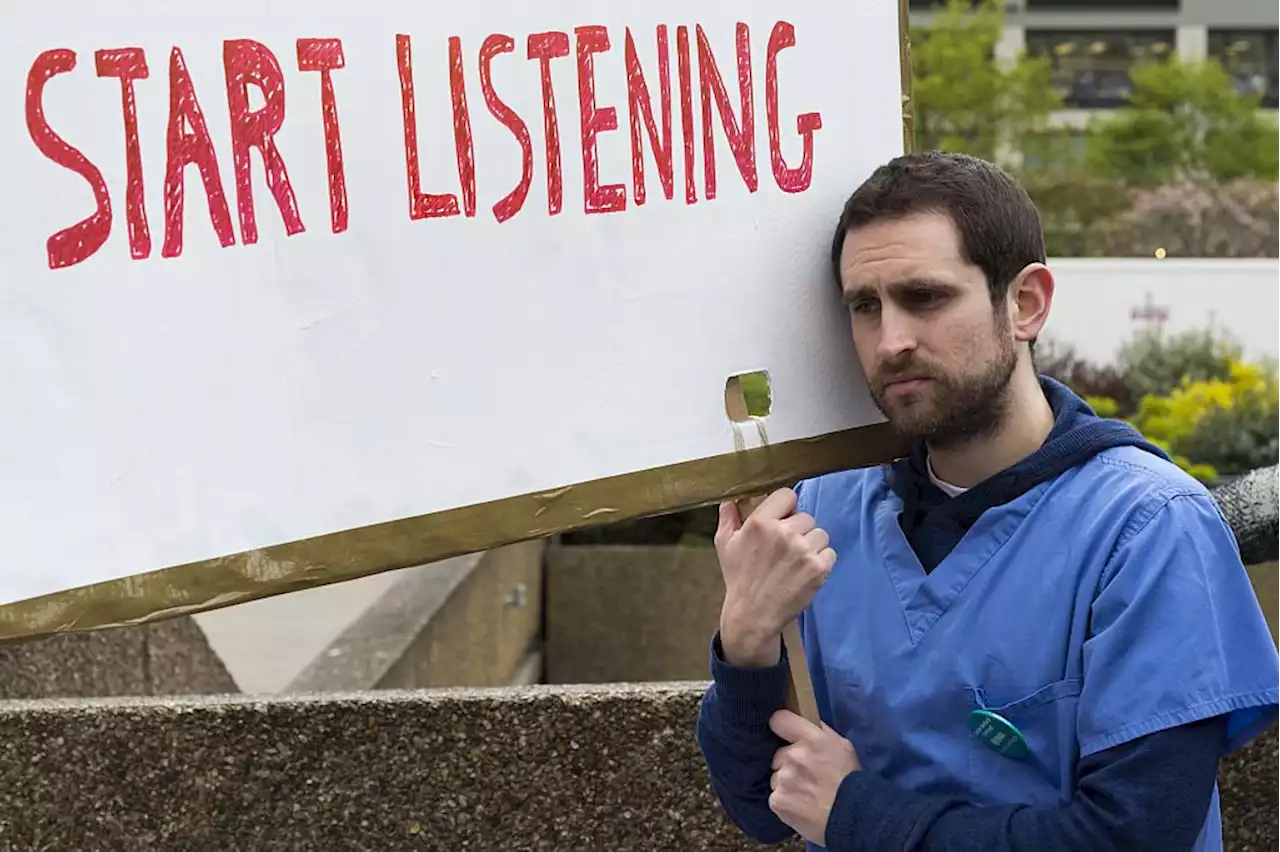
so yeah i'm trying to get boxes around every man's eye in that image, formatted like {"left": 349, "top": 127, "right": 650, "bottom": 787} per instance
{"left": 905, "top": 289, "right": 943, "bottom": 306}
{"left": 850, "top": 299, "right": 878, "bottom": 315}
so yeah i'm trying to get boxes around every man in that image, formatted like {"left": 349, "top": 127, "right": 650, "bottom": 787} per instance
{"left": 695, "top": 151, "right": 1279, "bottom": 852}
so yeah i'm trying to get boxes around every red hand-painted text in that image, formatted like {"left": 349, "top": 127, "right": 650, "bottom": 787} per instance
{"left": 26, "top": 21, "right": 821, "bottom": 270}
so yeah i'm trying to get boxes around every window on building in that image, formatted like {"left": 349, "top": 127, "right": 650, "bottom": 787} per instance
{"left": 1026, "top": 30, "right": 1176, "bottom": 108}
{"left": 1208, "top": 30, "right": 1279, "bottom": 109}
{"left": 1025, "top": 0, "right": 1178, "bottom": 9}
{"left": 906, "top": 0, "right": 983, "bottom": 9}
{"left": 915, "top": 0, "right": 1179, "bottom": 8}
{"left": 908, "top": 0, "right": 981, "bottom": 9}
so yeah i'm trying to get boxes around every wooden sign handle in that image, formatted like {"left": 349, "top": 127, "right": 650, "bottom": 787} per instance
{"left": 736, "top": 493, "right": 822, "bottom": 727}
{"left": 723, "top": 375, "right": 821, "bottom": 727}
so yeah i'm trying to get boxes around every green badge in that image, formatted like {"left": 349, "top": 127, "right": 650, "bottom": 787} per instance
{"left": 968, "top": 709, "right": 1029, "bottom": 760}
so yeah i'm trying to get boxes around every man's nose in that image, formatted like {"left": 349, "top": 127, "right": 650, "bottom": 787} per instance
{"left": 876, "top": 307, "right": 917, "bottom": 360}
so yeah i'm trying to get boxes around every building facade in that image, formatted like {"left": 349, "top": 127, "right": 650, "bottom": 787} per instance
{"left": 910, "top": 0, "right": 1279, "bottom": 110}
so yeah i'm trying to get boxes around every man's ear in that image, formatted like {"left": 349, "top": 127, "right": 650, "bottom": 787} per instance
{"left": 1008, "top": 263, "right": 1054, "bottom": 345}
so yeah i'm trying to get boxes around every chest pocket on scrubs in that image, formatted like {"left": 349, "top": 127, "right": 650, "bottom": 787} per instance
{"left": 966, "top": 678, "right": 1082, "bottom": 805}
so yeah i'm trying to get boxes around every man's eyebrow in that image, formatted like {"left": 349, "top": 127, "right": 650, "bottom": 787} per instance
{"left": 842, "top": 278, "right": 956, "bottom": 302}
{"left": 841, "top": 283, "right": 877, "bottom": 303}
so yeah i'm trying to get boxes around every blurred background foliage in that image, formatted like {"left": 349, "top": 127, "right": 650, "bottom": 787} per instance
{"left": 911, "top": 0, "right": 1279, "bottom": 259}
{"left": 1038, "top": 328, "right": 1279, "bottom": 485}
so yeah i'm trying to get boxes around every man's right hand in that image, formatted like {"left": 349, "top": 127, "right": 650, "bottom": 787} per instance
{"left": 714, "top": 487, "right": 836, "bottom": 668}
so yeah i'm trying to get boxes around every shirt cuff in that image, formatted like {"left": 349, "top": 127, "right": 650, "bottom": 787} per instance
{"left": 708, "top": 631, "right": 789, "bottom": 733}
{"left": 826, "top": 771, "right": 960, "bottom": 852}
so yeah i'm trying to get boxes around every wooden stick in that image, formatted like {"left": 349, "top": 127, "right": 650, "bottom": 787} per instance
{"left": 725, "top": 378, "right": 822, "bottom": 727}
{"left": 734, "top": 491, "right": 822, "bottom": 726}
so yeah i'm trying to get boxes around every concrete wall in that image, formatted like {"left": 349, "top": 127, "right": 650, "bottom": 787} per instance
{"left": 1004, "top": 5, "right": 1279, "bottom": 29}
{"left": 0, "top": 684, "right": 1272, "bottom": 851}
{"left": 1130, "top": 0, "right": 1277, "bottom": 28}
{"left": 1248, "top": 562, "right": 1278, "bottom": 643}
{"left": 373, "top": 540, "right": 544, "bottom": 690}
{"left": 288, "top": 541, "right": 545, "bottom": 693}
{"left": 545, "top": 544, "right": 723, "bottom": 684}
{"left": 193, "top": 559, "right": 432, "bottom": 694}
{"left": 0, "top": 615, "right": 235, "bottom": 701}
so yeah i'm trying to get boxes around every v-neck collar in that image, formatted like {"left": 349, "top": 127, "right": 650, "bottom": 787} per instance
{"left": 867, "top": 377, "right": 1173, "bottom": 644}
{"left": 874, "top": 487, "right": 1033, "bottom": 646}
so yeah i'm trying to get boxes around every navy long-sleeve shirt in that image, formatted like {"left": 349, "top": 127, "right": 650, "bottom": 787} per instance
{"left": 696, "top": 632, "right": 1225, "bottom": 851}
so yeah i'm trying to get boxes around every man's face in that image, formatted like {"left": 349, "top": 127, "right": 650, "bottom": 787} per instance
{"left": 838, "top": 211, "right": 1018, "bottom": 447}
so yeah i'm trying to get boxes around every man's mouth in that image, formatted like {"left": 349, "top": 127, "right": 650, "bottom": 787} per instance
{"left": 882, "top": 376, "right": 932, "bottom": 395}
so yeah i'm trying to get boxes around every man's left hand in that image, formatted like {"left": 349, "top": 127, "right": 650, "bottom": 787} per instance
{"left": 768, "top": 709, "right": 861, "bottom": 847}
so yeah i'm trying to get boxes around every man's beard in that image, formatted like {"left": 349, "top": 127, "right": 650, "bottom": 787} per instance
{"left": 870, "top": 332, "right": 1017, "bottom": 449}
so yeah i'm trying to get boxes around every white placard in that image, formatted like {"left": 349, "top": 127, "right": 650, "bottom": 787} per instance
{"left": 0, "top": 0, "right": 902, "bottom": 608}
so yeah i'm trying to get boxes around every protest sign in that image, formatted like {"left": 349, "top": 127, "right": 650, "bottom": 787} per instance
{"left": 0, "top": 0, "right": 911, "bottom": 640}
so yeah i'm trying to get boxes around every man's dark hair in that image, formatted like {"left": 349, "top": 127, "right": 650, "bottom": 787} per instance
{"left": 829, "top": 150, "right": 1046, "bottom": 306}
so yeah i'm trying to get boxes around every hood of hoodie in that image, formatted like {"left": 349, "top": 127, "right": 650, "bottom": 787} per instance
{"left": 887, "top": 375, "right": 1170, "bottom": 573}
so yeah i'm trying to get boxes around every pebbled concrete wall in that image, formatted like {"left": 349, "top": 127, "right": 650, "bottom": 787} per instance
{"left": 1, "top": 683, "right": 1273, "bottom": 852}
{"left": 0, "top": 616, "right": 236, "bottom": 701}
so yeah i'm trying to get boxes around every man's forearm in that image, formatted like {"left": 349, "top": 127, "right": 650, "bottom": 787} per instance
{"left": 695, "top": 632, "right": 795, "bottom": 844}
{"left": 719, "top": 601, "right": 784, "bottom": 668}
{"left": 824, "top": 716, "right": 1224, "bottom": 852}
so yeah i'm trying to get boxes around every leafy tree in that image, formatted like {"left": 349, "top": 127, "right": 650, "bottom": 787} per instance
{"left": 1023, "top": 173, "right": 1133, "bottom": 257}
{"left": 1028, "top": 57, "right": 1278, "bottom": 256}
{"left": 1085, "top": 178, "right": 1279, "bottom": 258}
{"left": 1084, "top": 57, "right": 1280, "bottom": 187}
{"left": 909, "top": 0, "right": 1062, "bottom": 164}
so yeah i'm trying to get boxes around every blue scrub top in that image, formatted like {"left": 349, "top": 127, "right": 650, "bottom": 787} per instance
{"left": 797, "top": 445, "right": 1279, "bottom": 852}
